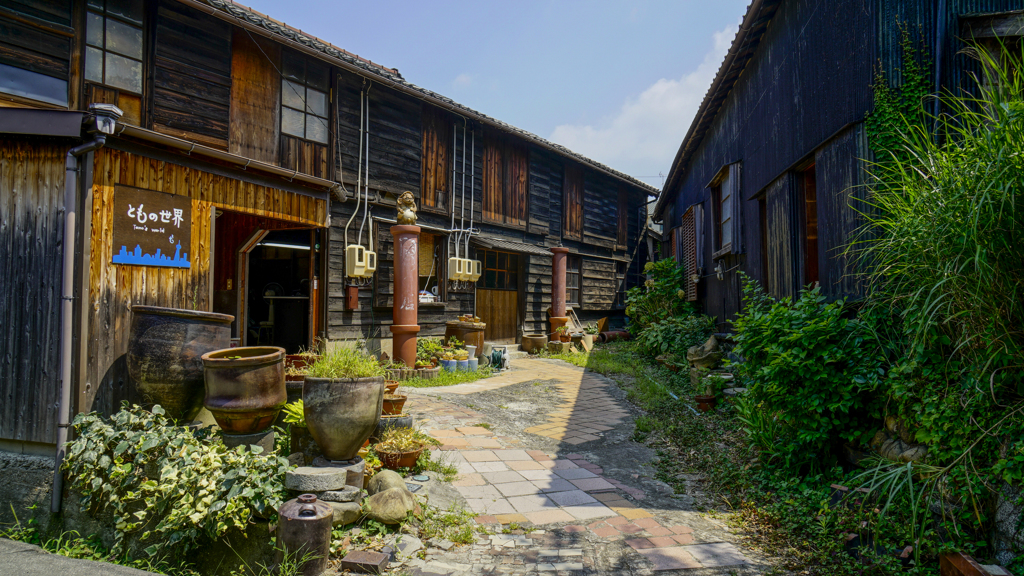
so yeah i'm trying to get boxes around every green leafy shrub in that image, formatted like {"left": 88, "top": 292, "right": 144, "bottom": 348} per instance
{"left": 634, "top": 314, "right": 714, "bottom": 357}
{"left": 306, "top": 347, "right": 385, "bottom": 379}
{"left": 733, "top": 275, "right": 884, "bottom": 472}
{"left": 63, "top": 405, "right": 289, "bottom": 560}
{"left": 625, "top": 258, "right": 691, "bottom": 333}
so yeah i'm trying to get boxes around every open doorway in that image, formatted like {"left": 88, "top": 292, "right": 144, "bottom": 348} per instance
{"left": 212, "top": 210, "right": 323, "bottom": 353}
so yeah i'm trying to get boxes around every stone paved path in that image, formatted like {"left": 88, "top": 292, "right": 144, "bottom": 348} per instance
{"left": 390, "top": 358, "right": 771, "bottom": 575}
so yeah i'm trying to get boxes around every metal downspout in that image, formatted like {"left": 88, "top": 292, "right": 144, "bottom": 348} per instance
{"left": 52, "top": 133, "right": 109, "bottom": 514}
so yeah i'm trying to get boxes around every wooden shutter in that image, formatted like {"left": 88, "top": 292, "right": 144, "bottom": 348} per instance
{"left": 694, "top": 203, "right": 705, "bottom": 271}
{"left": 681, "top": 207, "right": 697, "bottom": 301}
{"left": 617, "top": 188, "right": 628, "bottom": 245}
{"left": 482, "top": 138, "right": 503, "bottom": 222}
{"left": 563, "top": 165, "right": 583, "bottom": 239}
{"left": 505, "top": 143, "right": 528, "bottom": 226}
{"left": 669, "top": 227, "right": 678, "bottom": 261}
{"left": 727, "top": 163, "right": 743, "bottom": 253}
{"left": 765, "top": 173, "right": 801, "bottom": 300}
{"left": 420, "top": 106, "right": 450, "bottom": 211}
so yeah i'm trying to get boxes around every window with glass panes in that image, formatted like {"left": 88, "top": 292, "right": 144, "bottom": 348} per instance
{"left": 615, "top": 261, "right": 627, "bottom": 308}
{"left": 280, "top": 53, "right": 329, "bottom": 144}
{"left": 566, "top": 255, "right": 581, "bottom": 307}
{"left": 85, "top": 0, "right": 144, "bottom": 94}
{"left": 479, "top": 250, "right": 519, "bottom": 291}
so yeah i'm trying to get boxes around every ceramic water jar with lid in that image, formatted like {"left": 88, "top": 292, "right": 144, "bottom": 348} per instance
{"left": 278, "top": 493, "right": 332, "bottom": 575}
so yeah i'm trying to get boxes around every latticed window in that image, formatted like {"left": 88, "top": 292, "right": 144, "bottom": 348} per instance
{"left": 281, "top": 52, "right": 329, "bottom": 144}
{"left": 86, "top": 0, "right": 143, "bottom": 94}
{"left": 681, "top": 207, "right": 698, "bottom": 301}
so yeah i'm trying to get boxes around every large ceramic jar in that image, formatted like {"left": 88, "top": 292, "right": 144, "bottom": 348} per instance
{"left": 202, "top": 347, "right": 286, "bottom": 434}
{"left": 277, "top": 494, "right": 331, "bottom": 576}
{"left": 127, "top": 306, "right": 234, "bottom": 421}
{"left": 303, "top": 376, "right": 384, "bottom": 461}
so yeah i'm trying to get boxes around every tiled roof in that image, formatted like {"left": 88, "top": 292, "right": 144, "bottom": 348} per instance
{"left": 198, "top": 0, "right": 660, "bottom": 195}
{"left": 653, "top": 0, "right": 782, "bottom": 219}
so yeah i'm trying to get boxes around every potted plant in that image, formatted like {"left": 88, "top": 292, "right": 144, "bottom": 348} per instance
{"left": 382, "top": 384, "right": 407, "bottom": 416}
{"left": 696, "top": 372, "right": 727, "bottom": 412}
{"left": 302, "top": 348, "right": 386, "bottom": 461}
{"left": 582, "top": 323, "right": 599, "bottom": 348}
{"left": 373, "top": 427, "right": 436, "bottom": 470}
{"left": 283, "top": 399, "right": 320, "bottom": 462}
{"left": 439, "top": 350, "right": 457, "bottom": 372}
{"left": 554, "top": 325, "right": 570, "bottom": 342}
{"left": 201, "top": 346, "right": 287, "bottom": 434}
{"left": 384, "top": 379, "right": 400, "bottom": 394}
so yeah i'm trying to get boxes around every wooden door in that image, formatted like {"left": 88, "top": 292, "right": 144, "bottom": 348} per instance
{"left": 477, "top": 289, "right": 518, "bottom": 343}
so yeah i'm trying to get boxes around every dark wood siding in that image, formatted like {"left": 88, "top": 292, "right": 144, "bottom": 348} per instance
{"left": 528, "top": 149, "right": 562, "bottom": 237}
{"left": 563, "top": 164, "right": 583, "bottom": 240}
{"left": 581, "top": 257, "right": 615, "bottom": 309}
{"left": 336, "top": 73, "right": 422, "bottom": 196}
{"left": 153, "top": 0, "right": 232, "bottom": 147}
{"left": 764, "top": 173, "right": 800, "bottom": 301}
{"left": 228, "top": 28, "right": 279, "bottom": 164}
{"left": 0, "top": 140, "right": 65, "bottom": 444}
{"left": 0, "top": 7, "right": 71, "bottom": 80}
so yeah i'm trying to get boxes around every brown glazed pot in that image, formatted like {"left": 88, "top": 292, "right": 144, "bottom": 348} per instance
{"left": 127, "top": 306, "right": 234, "bottom": 422}
{"left": 378, "top": 447, "right": 425, "bottom": 470}
{"left": 202, "top": 347, "right": 286, "bottom": 434}
{"left": 303, "top": 376, "right": 384, "bottom": 461}
{"left": 382, "top": 394, "right": 407, "bottom": 416}
{"left": 695, "top": 394, "right": 718, "bottom": 413}
{"left": 277, "top": 494, "right": 332, "bottom": 576}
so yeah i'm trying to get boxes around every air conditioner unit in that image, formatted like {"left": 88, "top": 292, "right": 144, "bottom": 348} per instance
{"left": 346, "top": 245, "right": 366, "bottom": 277}
{"left": 468, "top": 260, "right": 482, "bottom": 282}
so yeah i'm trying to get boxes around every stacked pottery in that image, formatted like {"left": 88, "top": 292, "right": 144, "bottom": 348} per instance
{"left": 127, "top": 306, "right": 233, "bottom": 421}
{"left": 202, "top": 347, "right": 286, "bottom": 448}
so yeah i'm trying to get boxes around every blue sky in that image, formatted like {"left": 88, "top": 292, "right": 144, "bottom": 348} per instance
{"left": 241, "top": 1, "right": 749, "bottom": 188}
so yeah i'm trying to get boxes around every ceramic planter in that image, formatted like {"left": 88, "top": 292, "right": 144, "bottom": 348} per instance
{"left": 457, "top": 359, "right": 469, "bottom": 371}
{"left": 370, "top": 413, "right": 414, "bottom": 443}
{"left": 382, "top": 394, "right": 407, "bottom": 415}
{"left": 303, "top": 376, "right": 384, "bottom": 461}
{"left": 520, "top": 334, "right": 548, "bottom": 354}
{"left": 127, "top": 306, "right": 233, "bottom": 421}
{"left": 384, "top": 380, "right": 400, "bottom": 394}
{"left": 695, "top": 394, "right": 718, "bottom": 412}
{"left": 440, "top": 359, "right": 457, "bottom": 372}
{"left": 378, "top": 447, "right": 424, "bottom": 470}
{"left": 202, "top": 346, "right": 286, "bottom": 434}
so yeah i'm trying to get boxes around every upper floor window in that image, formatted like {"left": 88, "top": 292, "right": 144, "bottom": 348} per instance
{"left": 709, "top": 162, "right": 741, "bottom": 259}
{"left": 421, "top": 106, "right": 451, "bottom": 212}
{"left": 563, "top": 165, "right": 584, "bottom": 239}
{"left": 482, "top": 136, "right": 528, "bottom": 227}
{"left": 281, "top": 52, "right": 329, "bottom": 144}
{"left": 85, "top": 0, "right": 143, "bottom": 94}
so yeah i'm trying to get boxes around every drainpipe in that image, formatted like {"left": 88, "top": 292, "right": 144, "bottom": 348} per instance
{"left": 52, "top": 103, "right": 123, "bottom": 514}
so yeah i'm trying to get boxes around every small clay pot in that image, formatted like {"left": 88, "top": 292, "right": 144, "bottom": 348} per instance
{"left": 384, "top": 380, "right": 399, "bottom": 394}
{"left": 382, "top": 394, "right": 407, "bottom": 415}
{"left": 371, "top": 413, "right": 414, "bottom": 443}
{"left": 695, "top": 394, "right": 717, "bottom": 412}
{"left": 378, "top": 447, "right": 424, "bottom": 470}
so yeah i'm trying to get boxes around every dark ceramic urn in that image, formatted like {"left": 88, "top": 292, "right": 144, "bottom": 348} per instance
{"left": 303, "top": 376, "right": 384, "bottom": 461}
{"left": 277, "top": 494, "right": 331, "bottom": 576}
{"left": 202, "top": 346, "right": 286, "bottom": 434}
{"left": 127, "top": 306, "right": 234, "bottom": 421}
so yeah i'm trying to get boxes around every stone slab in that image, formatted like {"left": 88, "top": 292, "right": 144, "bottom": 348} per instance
{"left": 319, "top": 485, "right": 363, "bottom": 503}
{"left": 340, "top": 549, "right": 389, "bottom": 574}
{"left": 684, "top": 542, "right": 748, "bottom": 566}
{"left": 636, "top": 546, "right": 702, "bottom": 570}
{"left": 220, "top": 430, "right": 274, "bottom": 453}
{"left": 311, "top": 456, "right": 366, "bottom": 488}
{"left": 285, "top": 466, "right": 349, "bottom": 492}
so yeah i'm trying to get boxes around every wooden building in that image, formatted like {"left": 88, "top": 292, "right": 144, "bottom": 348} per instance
{"left": 653, "top": 0, "right": 1024, "bottom": 329}
{"left": 0, "top": 0, "right": 656, "bottom": 450}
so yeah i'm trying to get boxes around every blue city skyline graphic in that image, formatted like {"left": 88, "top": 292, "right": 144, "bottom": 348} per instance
{"left": 113, "top": 242, "right": 191, "bottom": 268}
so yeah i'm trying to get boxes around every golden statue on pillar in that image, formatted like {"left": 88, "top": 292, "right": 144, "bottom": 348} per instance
{"left": 396, "top": 191, "right": 417, "bottom": 225}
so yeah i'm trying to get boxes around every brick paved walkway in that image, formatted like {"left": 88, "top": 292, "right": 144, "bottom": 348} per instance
{"left": 396, "top": 358, "right": 762, "bottom": 575}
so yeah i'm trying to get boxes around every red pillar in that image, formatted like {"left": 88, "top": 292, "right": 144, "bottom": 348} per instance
{"left": 550, "top": 247, "right": 570, "bottom": 336}
{"left": 390, "top": 225, "right": 420, "bottom": 367}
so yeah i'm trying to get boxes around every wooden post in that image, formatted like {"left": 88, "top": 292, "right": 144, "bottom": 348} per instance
{"left": 389, "top": 225, "right": 420, "bottom": 367}
{"left": 550, "top": 247, "right": 569, "bottom": 336}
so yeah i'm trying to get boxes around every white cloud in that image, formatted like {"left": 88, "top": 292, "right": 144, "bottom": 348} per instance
{"left": 549, "top": 24, "right": 737, "bottom": 189}
{"left": 452, "top": 73, "right": 473, "bottom": 89}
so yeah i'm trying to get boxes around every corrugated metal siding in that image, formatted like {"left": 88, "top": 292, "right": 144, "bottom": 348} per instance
{"left": 0, "top": 140, "right": 66, "bottom": 444}
{"left": 668, "top": 0, "right": 876, "bottom": 323}
{"left": 764, "top": 173, "right": 800, "bottom": 301}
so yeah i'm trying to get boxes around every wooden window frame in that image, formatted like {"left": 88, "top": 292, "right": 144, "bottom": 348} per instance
{"left": 708, "top": 163, "right": 740, "bottom": 260}
{"left": 279, "top": 51, "right": 330, "bottom": 146}
{"left": 799, "top": 163, "right": 819, "bottom": 286}
{"left": 614, "top": 261, "right": 627, "bottom": 308}
{"left": 562, "top": 164, "right": 584, "bottom": 240}
{"left": 616, "top": 188, "right": 628, "bottom": 247}
{"left": 84, "top": 0, "right": 145, "bottom": 124}
{"left": 420, "top": 106, "right": 451, "bottom": 215}
{"left": 566, "top": 254, "right": 581, "bottom": 308}
{"left": 482, "top": 136, "right": 528, "bottom": 228}
{"left": 479, "top": 249, "right": 520, "bottom": 291}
